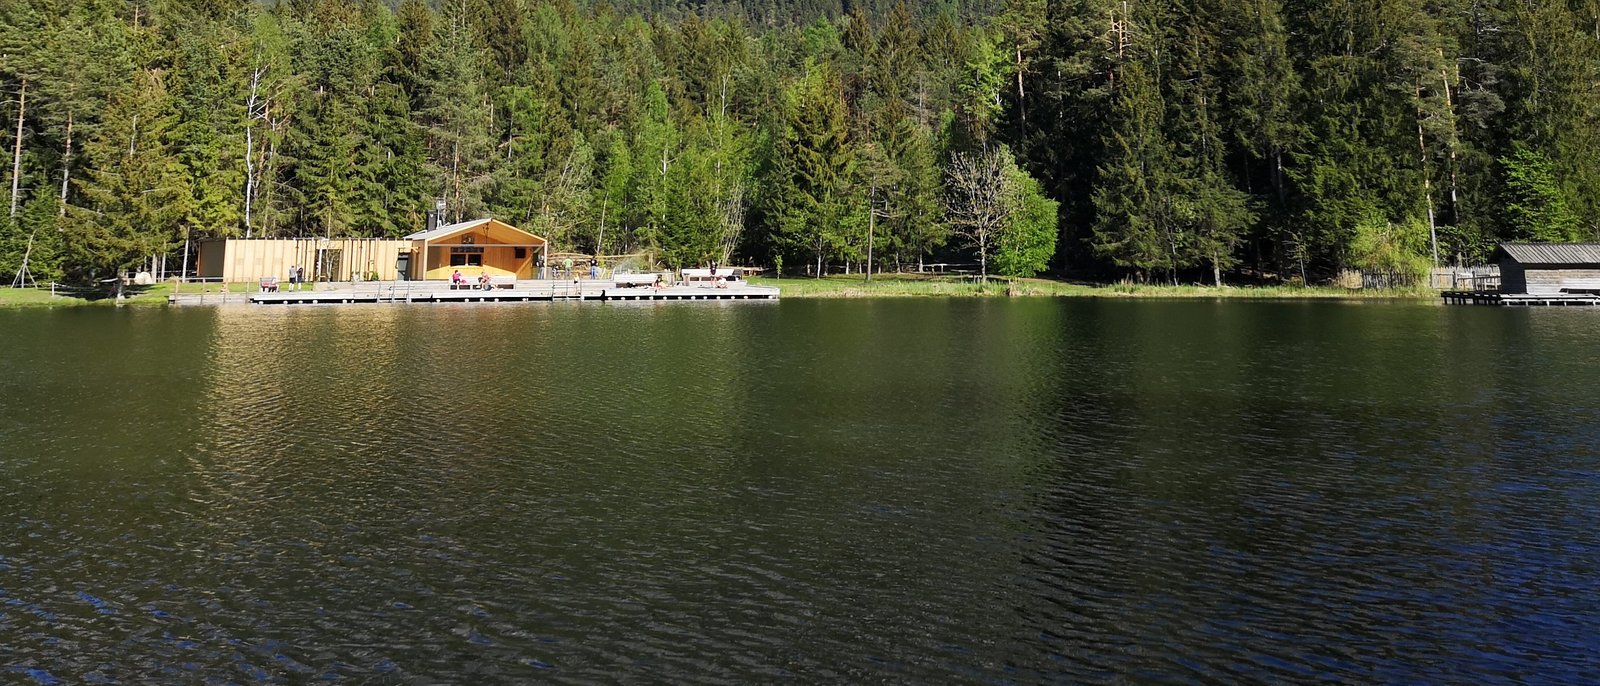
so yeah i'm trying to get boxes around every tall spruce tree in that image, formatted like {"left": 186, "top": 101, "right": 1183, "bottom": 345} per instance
{"left": 766, "top": 63, "right": 858, "bottom": 276}
{"left": 66, "top": 68, "right": 187, "bottom": 291}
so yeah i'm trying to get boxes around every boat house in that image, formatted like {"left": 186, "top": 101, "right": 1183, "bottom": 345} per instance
{"left": 1493, "top": 242, "right": 1600, "bottom": 295}
{"left": 196, "top": 219, "right": 549, "bottom": 283}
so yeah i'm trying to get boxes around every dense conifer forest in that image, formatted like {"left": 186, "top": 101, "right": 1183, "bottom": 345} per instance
{"left": 2, "top": 0, "right": 1598, "bottom": 286}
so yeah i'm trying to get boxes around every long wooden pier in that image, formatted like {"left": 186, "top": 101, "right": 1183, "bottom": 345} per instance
{"left": 1442, "top": 290, "right": 1600, "bottom": 306}
{"left": 168, "top": 281, "right": 778, "bottom": 306}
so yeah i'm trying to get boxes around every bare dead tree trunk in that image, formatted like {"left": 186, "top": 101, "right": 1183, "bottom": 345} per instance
{"left": 1440, "top": 50, "right": 1461, "bottom": 228}
{"left": 1015, "top": 42, "right": 1026, "bottom": 132}
{"left": 9, "top": 77, "right": 25, "bottom": 218}
{"left": 244, "top": 63, "right": 267, "bottom": 237}
{"left": 450, "top": 133, "right": 461, "bottom": 223}
{"left": 262, "top": 102, "right": 284, "bottom": 237}
{"left": 57, "top": 109, "right": 72, "bottom": 215}
{"left": 1417, "top": 81, "right": 1438, "bottom": 268}
{"left": 815, "top": 237, "right": 823, "bottom": 278}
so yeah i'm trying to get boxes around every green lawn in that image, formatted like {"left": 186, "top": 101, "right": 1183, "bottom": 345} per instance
{"left": 751, "top": 274, "right": 1437, "bottom": 300}
{"left": 0, "top": 282, "right": 175, "bottom": 308}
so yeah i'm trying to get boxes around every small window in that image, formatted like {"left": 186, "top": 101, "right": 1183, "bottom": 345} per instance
{"left": 514, "top": 247, "right": 527, "bottom": 260}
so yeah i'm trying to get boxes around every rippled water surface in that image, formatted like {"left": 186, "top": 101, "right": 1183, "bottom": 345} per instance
{"left": 2, "top": 299, "right": 1599, "bottom": 683}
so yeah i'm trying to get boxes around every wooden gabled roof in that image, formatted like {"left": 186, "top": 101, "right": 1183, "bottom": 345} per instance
{"left": 404, "top": 218, "right": 546, "bottom": 244}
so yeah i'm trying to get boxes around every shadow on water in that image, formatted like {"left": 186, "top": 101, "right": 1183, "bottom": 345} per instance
{"left": 1, "top": 300, "right": 1598, "bottom": 682}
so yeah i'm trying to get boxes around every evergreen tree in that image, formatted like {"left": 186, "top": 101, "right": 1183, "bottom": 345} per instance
{"left": 12, "top": 0, "right": 1600, "bottom": 286}
{"left": 65, "top": 68, "right": 187, "bottom": 292}
{"left": 1502, "top": 143, "right": 1582, "bottom": 242}
{"left": 1171, "top": 0, "right": 1253, "bottom": 284}
{"left": 766, "top": 63, "right": 858, "bottom": 276}
{"left": 881, "top": 117, "right": 945, "bottom": 267}
{"left": 419, "top": 11, "right": 496, "bottom": 223}
{"left": 1092, "top": 60, "right": 1177, "bottom": 280}
{"left": 632, "top": 82, "right": 680, "bottom": 256}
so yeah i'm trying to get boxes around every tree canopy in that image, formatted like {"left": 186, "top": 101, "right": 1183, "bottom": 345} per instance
{"left": 1, "top": 0, "right": 1596, "bottom": 285}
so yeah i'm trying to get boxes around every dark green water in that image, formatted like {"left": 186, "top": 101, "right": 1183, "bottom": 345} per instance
{"left": 2, "top": 299, "right": 1598, "bottom": 683}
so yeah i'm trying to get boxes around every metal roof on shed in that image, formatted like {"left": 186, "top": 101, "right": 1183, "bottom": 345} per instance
{"left": 1494, "top": 242, "right": 1600, "bottom": 265}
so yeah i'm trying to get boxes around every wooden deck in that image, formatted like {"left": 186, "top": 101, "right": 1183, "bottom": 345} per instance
{"left": 1442, "top": 290, "right": 1600, "bottom": 306}
{"left": 168, "top": 280, "right": 778, "bottom": 306}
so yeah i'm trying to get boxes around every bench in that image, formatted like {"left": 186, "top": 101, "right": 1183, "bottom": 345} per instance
{"left": 682, "top": 268, "right": 740, "bottom": 286}
{"left": 450, "top": 275, "right": 516, "bottom": 290}
{"left": 259, "top": 276, "right": 279, "bottom": 292}
{"left": 612, "top": 273, "right": 661, "bottom": 288}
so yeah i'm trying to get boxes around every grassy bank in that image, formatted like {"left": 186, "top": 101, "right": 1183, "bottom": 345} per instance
{"left": 0, "top": 283, "right": 175, "bottom": 308}
{"left": 751, "top": 275, "right": 1437, "bottom": 300}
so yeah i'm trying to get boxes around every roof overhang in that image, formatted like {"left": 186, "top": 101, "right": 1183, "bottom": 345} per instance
{"left": 405, "top": 218, "right": 547, "bottom": 245}
{"left": 1493, "top": 242, "right": 1600, "bottom": 266}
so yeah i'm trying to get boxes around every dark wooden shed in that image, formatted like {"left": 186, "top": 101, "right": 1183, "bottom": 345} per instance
{"left": 1494, "top": 243, "right": 1600, "bottom": 295}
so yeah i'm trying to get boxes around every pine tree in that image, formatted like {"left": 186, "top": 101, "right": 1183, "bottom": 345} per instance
{"left": 881, "top": 117, "right": 945, "bottom": 268}
{"left": 1171, "top": 0, "right": 1254, "bottom": 284}
{"left": 418, "top": 11, "right": 496, "bottom": 224}
{"left": 1092, "top": 60, "right": 1177, "bottom": 280}
{"left": 170, "top": 25, "right": 244, "bottom": 240}
{"left": 595, "top": 134, "right": 633, "bottom": 253}
{"left": 1502, "top": 143, "right": 1582, "bottom": 242}
{"left": 766, "top": 63, "right": 857, "bottom": 276}
{"left": 1499, "top": 0, "right": 1600, "bottom": 238}
{"left": 65, "top": 68, "right": 187, "bottom": 291}
{"left": 632, "top": 82, "right": 680, "bottom": 256}
{"left": 533, "top": 131, "right": 594, "bottom": 249}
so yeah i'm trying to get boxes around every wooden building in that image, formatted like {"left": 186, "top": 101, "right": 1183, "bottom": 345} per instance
{"left": 196, "top": 219, "right": 549, "bottom": 283}
{"left": 405, "top": 218, "right": 548, "bottom": 281}
{"left": 1494, "top": 243, "right": 1600, "bottom": 295}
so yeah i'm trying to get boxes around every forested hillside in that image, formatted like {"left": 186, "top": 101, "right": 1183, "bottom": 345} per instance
{"left": 1, "top": 0, "right": 1597, "bottom": 286}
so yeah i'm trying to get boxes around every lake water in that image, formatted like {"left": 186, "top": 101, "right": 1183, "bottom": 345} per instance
{"left": 2, "top": 299, "right": 1598, "bottom": 683}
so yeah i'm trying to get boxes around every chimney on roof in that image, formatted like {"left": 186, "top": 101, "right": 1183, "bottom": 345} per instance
{"left": 427, "top": 198, "right": 445, "bottom": 233}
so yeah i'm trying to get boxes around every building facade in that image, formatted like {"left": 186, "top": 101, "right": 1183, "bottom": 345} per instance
{"left": 196, "top": 219, "right": 549, "bottom": 283}
{"left": 1494, "top": 243, "right": 1600, "bottom": 295}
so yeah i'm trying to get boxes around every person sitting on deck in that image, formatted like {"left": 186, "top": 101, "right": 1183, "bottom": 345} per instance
{"left": 479, "top": 273, "right": 491, "bottom": 290}
{"left": 452, "top": 269, "right": 463, "bottom": 286}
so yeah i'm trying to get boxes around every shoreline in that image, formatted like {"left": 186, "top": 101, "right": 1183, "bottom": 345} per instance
{"left": 749, "top": 276, "right": 1437, "bottom": 300}
{"left": 0, "top": 283, "right": 175, "bottom": 309}
{"left": 0, "top": 277, "right": 1439, "bottom": 309}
